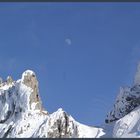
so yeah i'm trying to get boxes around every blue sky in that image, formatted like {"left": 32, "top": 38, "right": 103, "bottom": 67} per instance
{"left": 0, "top": 2, "right": 140, "bottom": 126}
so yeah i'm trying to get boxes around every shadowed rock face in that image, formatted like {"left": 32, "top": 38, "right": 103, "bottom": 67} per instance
{"left": 105, "top": 86, "right": 140, "bottom": 123}
{"left": 105, "top": 62, "right": 140, "bottom": 124}
{"left": 46, "top": 109, "right": 78, "bottom": 138}
{"left": 21, "top": 70, "right": 42, "bottom": 110}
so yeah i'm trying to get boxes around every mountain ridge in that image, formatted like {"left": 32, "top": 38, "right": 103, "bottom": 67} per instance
{"left": 0, "top": 70, "right": 104, "bottom": 138}
{"left": 0, "top": 62, "right": 140, "bottom": 137}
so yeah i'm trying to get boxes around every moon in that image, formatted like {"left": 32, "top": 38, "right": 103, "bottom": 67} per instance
{"left": 65, "top": 38, "right": 72, "bottom": 45}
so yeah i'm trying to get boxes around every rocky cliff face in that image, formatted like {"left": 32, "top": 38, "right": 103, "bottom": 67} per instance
{"left": 105, "top": 62, "right": 140, "bottom": 124}
{"left": 21, "top": 70, "right": 42, "bottom": 110}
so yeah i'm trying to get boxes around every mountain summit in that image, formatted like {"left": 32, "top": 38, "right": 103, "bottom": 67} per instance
{"left": 0, "top": 70, "right": 104, "bottom": 138}
{"left": 1, "top": 64, "right": 140, "bottom": 138}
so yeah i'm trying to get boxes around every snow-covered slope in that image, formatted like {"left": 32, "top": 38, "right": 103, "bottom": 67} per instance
{"left": 0, "top": 70, "right": 104, "bottom": 138}
{"left": 113, "top": 105, "right": 140, "bottom": 138}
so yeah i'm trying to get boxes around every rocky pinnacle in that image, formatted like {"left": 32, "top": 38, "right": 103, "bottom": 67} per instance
{"left": 21, "top": 70, "right": 42, "bottom": 110}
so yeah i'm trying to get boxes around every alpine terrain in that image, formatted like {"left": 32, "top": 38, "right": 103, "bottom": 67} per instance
{"left": 1, "top": 62, "right": 140, "bottom": 138}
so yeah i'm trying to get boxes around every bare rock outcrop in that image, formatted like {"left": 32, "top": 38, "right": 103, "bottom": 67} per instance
{"left": 7, "top": 76, "right": 13, "bottom": 85}
{"left": 0, "top": 77, "right": 3, "bottom": 85}
{"left": 21, "top": 70, "right": 42, "bottom": 110}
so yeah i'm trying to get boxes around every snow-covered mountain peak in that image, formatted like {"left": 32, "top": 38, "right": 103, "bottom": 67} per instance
{"left": 0, "top": 70, "right": 44, "bottom": 125}
{"left": 21, "top": 70, "right": 36, "bottom": 81}
{"left": 105, "top": 62, "right": 140, "bottom": 124}
{"left": 0, "top": 70, "right": 106, "bottom": 138}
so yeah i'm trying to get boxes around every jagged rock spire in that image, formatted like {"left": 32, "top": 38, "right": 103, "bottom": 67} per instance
{"left": 134, "top": 62, "right": 140, "bottom": 85}
{"left": 7, "top": 76, "right": 13, "bottom": 85}
{"left": 21, "top": 70, "right": 42, "bottom": 110}
{"left": 0, "top": 77, "right": 3, "bottom": 85}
